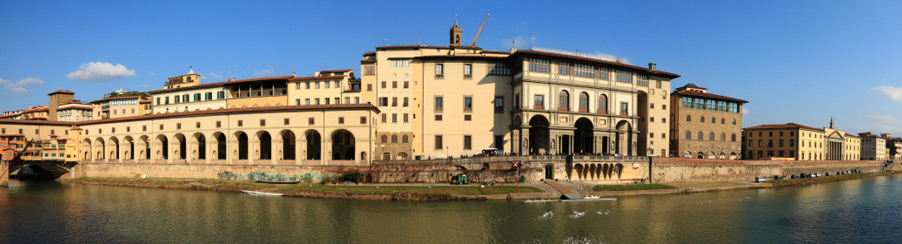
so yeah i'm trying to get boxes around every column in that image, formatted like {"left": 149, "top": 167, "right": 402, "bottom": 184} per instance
{"left": 247, "top": 140, "right": 256, "bottom": 164}
{"left": 521, "top": 128, "right": 530, "bottom": 155}
{"left": 295, "top": 138, "right": 303, "bottom": 165}
{"left": 271, "top": 139, "right": 280, "bottom": 165}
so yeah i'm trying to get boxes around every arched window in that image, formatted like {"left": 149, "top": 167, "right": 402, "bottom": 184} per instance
{"left": 711, "top": 117, "right": 715, "bottom": 123}
{"left": 732, "top": 119, "right": 737, "bottom": 125}
{"left": 721, "top": 133, "right": 726, "bottom": 141}
{"left": 598, "top": 94, "right": 608, "bottom": 114}
{"left": 721, "top": 118, "right": 725, "bottom": 124}
{"left": 391, "top": 135, "right": 398, "bottom": 143}
{"left": 579, "top": 92, "right": 589, "bottom": 112}
{"left": 709, "top": 132, "right": 715, "bottom": 141}
{"left": 685, "top": 131, "right": 691, "bottom": 139}
{"left": 381, "top": 135, "right": 387, "bottom": 143}
{"left": 402, "top": 135, "right": 409, "bottom": 143}
{"left": 686, "top": 115, "right": 691, "bottom": 122}
{"left": 559, "top": 90, "right": 570, "bottom": 111}
{"left": 701, "top": 117, "right": 705, "bottom": 123}
{"left": 731, "top": 133, "right": 736, "bottom": 141}
{"left": 698, "top": 132, "right": 703, "bottom": 140}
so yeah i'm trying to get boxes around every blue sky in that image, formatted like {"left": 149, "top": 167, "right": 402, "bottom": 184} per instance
{"left": 2, "top": 0, "right": 902, "bottom": 134}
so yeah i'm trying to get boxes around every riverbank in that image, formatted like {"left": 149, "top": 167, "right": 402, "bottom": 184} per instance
{"left": 581, "top": 170, "right": 902, "bottom": 198}
{"left": 61, "top": 177, "right": 543, "bottom": 201}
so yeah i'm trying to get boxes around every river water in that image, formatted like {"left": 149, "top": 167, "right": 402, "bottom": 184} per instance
{"left": 3, "top": 176, "right": 902, "bottom": 244}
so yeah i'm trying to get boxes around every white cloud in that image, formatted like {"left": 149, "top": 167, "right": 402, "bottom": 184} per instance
{"left": 742, "top": 107, "right": 750, "bottom": 115}
{"left": 208, "top": 72, "right": 223, "bottom": 79}
{"left": 872, "top": 86, "right": 902, "bottom": 102}
{"left": 0, "top": 77, "right": 43, "bottom": 94}
{"left": 254, "top": 68, "right": 273, "bottom": 76}
{"left": 501, "top": 35, "right": 536, "bottom": 49}
{"left": 66, "top": 62, "right": 137, "bottom": 82}
{"left": 868, "top": 114, "right": 897, "bottom": 124}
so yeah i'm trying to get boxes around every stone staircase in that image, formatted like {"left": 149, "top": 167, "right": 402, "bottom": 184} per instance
{"left": 544, "top": 180, "right": 582, "bottom": 200}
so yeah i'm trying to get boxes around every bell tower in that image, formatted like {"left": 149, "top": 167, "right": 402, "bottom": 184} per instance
{"left": 450, "top": 19, "right": 462, "bottom": 46}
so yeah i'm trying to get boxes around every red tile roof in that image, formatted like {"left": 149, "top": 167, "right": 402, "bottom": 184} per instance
{"left": 674, "top": 90, "right": 748, "bottom": 103}
{"left": 289, "top": 75, "right": 345, "bottom": 81}
{"left": 48, "top": 90, "right": 75, "bottom": 95}
{"left": 745, "top": 123, "right": 823, "bottom": 132}
{"left": 514, "top": 49, "right": 681, "bottom": 78}
{"left": 319, "top": 69, "right": 353, "bottom": 73}
{"left": 23, "top": 107, "right": 49, "bottom": 113}
{"left": 90, "top": 96, "right": 141, "bottom": 104}
{"left": 376, "top": 44, "right": 482, "bottom": 50}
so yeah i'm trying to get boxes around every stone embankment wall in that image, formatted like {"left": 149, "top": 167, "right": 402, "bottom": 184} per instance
{"left": 1, "top": 161, "right": 8, "bottom": 186}
{"left": 367, "top": 157, "right": 533, "bottom": 183}
{"left": 651, "top": 158, "right": 883, "bottom": 183}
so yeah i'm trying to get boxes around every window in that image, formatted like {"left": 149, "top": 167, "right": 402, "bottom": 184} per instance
{"left": 296, "top": 99, "right": 301, "bottom": 105}
{"left": 435, "top": 64, "right": 444, "bottom": 78}
{"left": 620, "top": 102, "right": 628, "bottom": 116}
{"left": 174, "top": 96, "right": 180, "bottom": 103}
{"left": 464, "top": 135, "right": 472, "bottom": 150}
{"left": 392, "top": 113, "right": 397, "bottom": 123}
{"left": 367, "top": 84, "right": 373, "bottom": 91}
{"left": 435, "top": 96, "right": 444, "bottom": 112}
{"left": 574, "top": 64, "right": 594, "bottom": 78}
{"left": 721, "top": 133, "right": 726, "bottom": 141}
{"left": 488, "top": 62, "right": 510, "bottom": 75}
{"left": 379, "top": 97, "right": 388, "bottom": 107}
{"left": 402, "top": 135, "right": 409, "bottom": 143}
{"left": 305, "top": 99, "right": 310, "bottom": 105}
{"left": 578, "top": 92, "right": 589, "bottom": 112}
{"left": 403, "top": 113, "right": 408, "bottom": 123}
{"left": 686, "top": 115, "right": 692, "bottom": 122}
{"left": 309, "top": 117, "right": 315, "bottom": 125}
{"left": 558, "top": 90, "right": 569, "bottom": 111}
{"left": 381, "top": 114, "right": 387, "bottom": 123}
{"left": 637, "top": 74, "right": 648, "bottom": 86}
{"left": 381, "top": 81, "right": 386, "bottom": 88}
{"left": 260, "top": 119, "right": 266, "bottom": 126}
{"left": 392, "top": 97, "right": 397, "bottom": 107}
{"left": 435, "top": 135, "right": 443, "bottom": 150}
{"left": 360, "top": 116, "right": 367, "bottom": 124}
{"left": 390, "top": 59, "right": 410, "bottom": 67}
{"left": 391, "top": 135, "right": 398, "bottom": 143}
{"left": 494, "top": 96, "right": 504, "bottom": 113}
{"left": 597, "top": 67, "right": 610, "bottom": 80}
{"left": 709, "top": 132, "right": 715, "bottom": 141}
{"left": 698, "top": 132, "right": 703, "bottom": 140}
{"left": 598, "top": 94, "right": 608, "bottom": 114}
{"left": 381, "top": 135, "right": 387, "bottom": 143}
{"left": 237, "top": 120, "right": 243, "bottom": 127}
{"left": 615, "top": 70, "right": 633, "bottom": 83}
{"left": 558, "top": 62, "right": 571, "bottom": 75}
{"left": 391, "top": 81, "right": 397, "bottom": 88}
{"left": 529, "top": 58, "right": 550, "bottom": 72}
{"left": 435, "top": 115, "right": 442, "bottom": 121}
{"left": 701, "top": 117, "right": 705, "bottom": 123}
{"left": 315, "top": 82, "right": 320, "bottom": 89}
{"left": 315, "top": 98, "right": 320, "bottom": 105}
{"left": 534, "top": 95, "right": 545, "bottom": 110}
{"left": 464, "top": 96, "right": 473, "bottom": 112}
{"left": 403, "top": 81, "right": 409, "bottom": 88}
{"left": 364, "top": 65, "right": 375, "bottom": 75}
{"left": 194, "top": 93, "right": 201, "bottom": 101}
{"left": 731, "top": 133, "right": 737, "bottom": 142}
{"left": 464, "top": 114, "right": 472, "bottom": 121}
{"left": 464, "top": 64, "right": 472, "bottom": 78}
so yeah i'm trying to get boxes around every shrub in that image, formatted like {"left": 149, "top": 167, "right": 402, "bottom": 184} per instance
{"left": 321, "top": 174, "right": 333, "bottom": 184}
{"left": 338, "top": 172, "right": 363, "bottom": 183}
{"left": 217, "top": 171, "right": 241, "bottom": 180}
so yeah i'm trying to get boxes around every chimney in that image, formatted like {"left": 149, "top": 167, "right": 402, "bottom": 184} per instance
{"left": 292, "top": 72, "right": 296, "bottom": 78}
{"left": 509, "top": 47, "right": 517, "bottom": 54}
{"left": 648, "top": 62, "right": 657, "bottom": 71}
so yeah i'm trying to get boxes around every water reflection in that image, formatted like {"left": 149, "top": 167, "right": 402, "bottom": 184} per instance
{"left": 4, "top": 176, "right": 902, "bottom": 243}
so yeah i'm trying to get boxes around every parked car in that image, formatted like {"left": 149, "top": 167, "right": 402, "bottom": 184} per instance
{"left": 791, "top": 174, "right": 800, "bottom": 179}
{"left": 826, "top": 172, "right": 831, "bottom": 176}
{"left": 755, "top": 177, "right": 767, "bottom": 183}
{"left": 773, "top": 175, "right": 784, "bottom": 180}
{"left": 812, "top": 173, "right": 821, "bottom": 178}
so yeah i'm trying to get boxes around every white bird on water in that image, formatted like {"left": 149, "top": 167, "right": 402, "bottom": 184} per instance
{"left": 570, "top": 211, "right": 585, "bottom": 218}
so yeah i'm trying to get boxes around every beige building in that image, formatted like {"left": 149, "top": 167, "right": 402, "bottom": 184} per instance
{"left": 48, "top": 90, "right": 76, "bottom": 121}
{"left": 637, "top": 63, "right": 672, "bottom": 157}
{"left": 858, "top": 132, "right": 885, "bottom": 161}
{"left": 91, "top": 96, "right": 150, "bottom": 120}
{"left": 883, "top": 133, "right": 902, "bottom": 160}
{"left": 287, "top": 70, "right": 361, "bottom": 107}
{"left": 744, "top": 123, "right": 825, "bottom": 160}
{"left": 57, "top": 103, "right": 94, "bottom": 122}
{"left": 822, "top": 119, "right": 860, "bottom": 160}
{"left": 670, "top": 84, "right": 746, "bottom": 159}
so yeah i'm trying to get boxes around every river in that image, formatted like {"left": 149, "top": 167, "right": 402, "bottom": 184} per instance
{"left": 3, "top": 176, "right": 902, "bottom": 243}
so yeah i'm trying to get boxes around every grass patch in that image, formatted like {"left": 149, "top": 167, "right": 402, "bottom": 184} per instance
{"left": 592, "top": 184, "right": 676, "bottom": 191}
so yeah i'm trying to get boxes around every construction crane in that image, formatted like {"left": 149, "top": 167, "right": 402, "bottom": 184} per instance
{"left": 470, "top": 13, "right": 490, "bottom": 46}
{"left": 10, "top": 138, "right": 35, "bottom": 168}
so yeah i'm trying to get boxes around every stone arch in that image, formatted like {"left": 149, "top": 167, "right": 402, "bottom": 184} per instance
{"left": 256, "top": 130, "right": 272, "bottom": 160}
{"left": 123, "top": 136, "right": 134, "bottom": 160}
{"left": 594, "top": 164, "right": 602, "bottom": 180}
{"left": 331, "top": 129, "right": 355, "bottom": 160}
{"left": 234, "top": 131, "right": 248, "bottom": 160}
{"left": 574, "top": 117, "right": 594, "bottom": 154}
{"left": 615, "top": 120, "right": 633, "bottom": 156}
{"left": 192, "top": 132, "right": 206, "bottom": 160}
{"left": 588, "top": 164, "right": 596, "bottom": 179}
{"left": 212, "top": 132, "right": 227, "bottom": 160}
{"left": 155, "top": 135, "right": 168, "bottom": 160}
{"left": 173, "top": 133, "right": 187, "bottom": 160}
{"left": 697, "top": 151, "right": 704, "bottom": 159}
{"left": 81, "top": 138, "right": 92, "bottom": 160}
{"left": 279, "top": 130, "right": 296, "bottom": 160}
{"left": 398, "top": 152, "right": 409, "bottom": 160}
{"left": 615, "top": 163, "right": 623, "bottom": 179}
{"left": 139, "top": 135, "right": 150, "bottom": 160}
{"left": 528, "top": 115, "right": 550, "bottom": 155}
{"left": 94, "top": 137, "right": 105, "bottom": 160}
{"left": 108, "top": 137, "right": 120, "bottom": 160}
{"left": 574, "top": 164, "right": 584, "bottom": 180}
{"left": 304, "top": 130, "right": 321, "bottom": 160}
